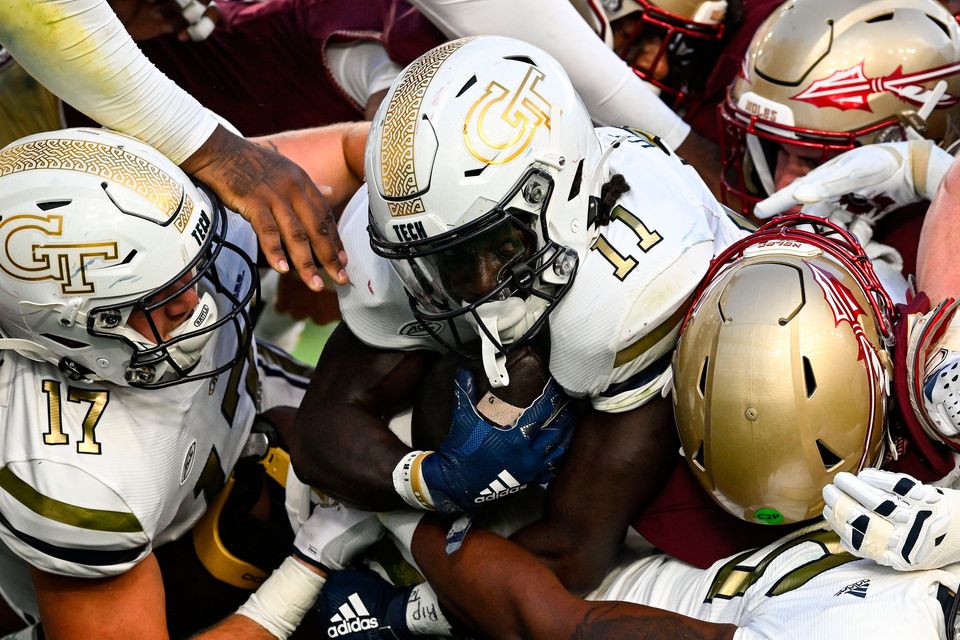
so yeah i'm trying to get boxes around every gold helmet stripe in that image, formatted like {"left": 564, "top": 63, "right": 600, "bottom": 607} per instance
{"left": 0, "top": 138, "right": 185, "bottom": 223}
{"left": 380, "top": 38, "right": 471, "bottom": 217}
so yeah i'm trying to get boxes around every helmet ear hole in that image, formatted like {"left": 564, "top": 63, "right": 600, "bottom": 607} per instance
{"left": 697, "top": 356, "right": 709, "bottom": 397}
{"left": 691, "top": 440, "right": 706, "bottom": 471}
{"left": 802, "top": 356, "right": 817, "bottom": 398}
{"left": 816, "top": 439, "right": 843, "bottom": 471}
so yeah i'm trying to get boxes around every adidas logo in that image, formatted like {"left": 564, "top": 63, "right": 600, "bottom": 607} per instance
{"left": 327, "top": 592, "right": 379, "bottom": 638}
{"left": 834, "top": 579, "right": 870, "bottom": 599}
{"left": 474, "top": 470, "right": 526, "bottom": 503}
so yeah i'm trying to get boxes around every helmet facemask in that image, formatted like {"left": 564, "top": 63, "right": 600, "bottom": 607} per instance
{"left": 607, "top": 0, "right": 726, "bottom": 108}
{"left": 86, "top": 189, "right": 259, "bottom": 389}
{"left": 371, "top": 167, "right": 578, "bottom": 386}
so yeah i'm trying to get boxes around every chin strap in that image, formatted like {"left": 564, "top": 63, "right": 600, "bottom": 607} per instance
{"left": 474, "top": 297, "right": 551, "bottom": 389}
{"left": 476, "top": 306, "right": 509, "bottom": 389}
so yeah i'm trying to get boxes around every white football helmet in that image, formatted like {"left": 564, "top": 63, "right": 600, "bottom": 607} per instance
{"left": 0, "top": 128, "right": 258, "bottom": 388}
{"left": 366, "top": 37, "right": 605, "bottom": 385}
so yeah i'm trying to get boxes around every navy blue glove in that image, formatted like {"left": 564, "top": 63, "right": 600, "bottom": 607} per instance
{"left": 313, "top": 569, "right": 412, "bottom": 640}
{"left": 419, "top": 366, "right": 575, "bottom": 513}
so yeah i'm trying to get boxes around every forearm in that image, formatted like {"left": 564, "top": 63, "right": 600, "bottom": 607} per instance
{"left": 918, "top": 154, "right": 960, "bottom": 303}
{"left": 0, "top": 0, "right": 215, "bottom": 164}
{"left": 512, "top": 398, "right": 678, "bottom": 594}
{"left": 290, "top": 400, "right": 412, "bottom": 510}
{"left": 194, "top": 614, "right": 276, "bottom": 639}
{"left": 412, "top": 517, "right": 736, "bottom": 640}
{"left": 251, "top": 122, "right": 370, "bottom": 212}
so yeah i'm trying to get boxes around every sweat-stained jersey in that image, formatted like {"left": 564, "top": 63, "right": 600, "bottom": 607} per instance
{"left": 590, "top": 522, "right": 958, "bottom": 639}
{"left": 0, "top": 215, "right": 309, "bottom": 618}
{"left": 337, "top": 127, "right": 748, "bottom": 412}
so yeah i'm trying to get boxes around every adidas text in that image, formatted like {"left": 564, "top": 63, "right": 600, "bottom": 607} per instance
{"left": 328, "top": 618, "right": 379, "bottom": 638}
{"left": 475, "top": 470, "right": 526, "bottom": 503}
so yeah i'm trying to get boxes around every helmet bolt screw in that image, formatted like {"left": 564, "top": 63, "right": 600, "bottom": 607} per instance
{"left": 745, "top": 407, "right": 759, "bottom": 421}
{"left": 96, "top": 358, "right": 109, "bottom": 368}
{"left": 523, "top": 182, "right": 545, "bottom": 204}
{"left": 59, "top": 318, "right": 70, "bottom": 326}
{"left": 558, "top": 156, "right": 566, "bottom": 167}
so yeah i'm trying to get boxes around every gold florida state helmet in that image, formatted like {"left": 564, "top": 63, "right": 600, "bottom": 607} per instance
{"left": 720, "top": 0, "right": 960, "bottom": 213}
{"left": 597, "top": 0, "right": 727, "bottom": 105}
{"left": 672, "top": 215, "right": 895, "bottom": 525}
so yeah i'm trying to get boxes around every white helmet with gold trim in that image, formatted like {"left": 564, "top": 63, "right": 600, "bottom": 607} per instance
{"left": 366, "top": 36, "right": 604, "bottom": 386}
{"left": 0, "top": 128, "right": 258, "bottom": 388}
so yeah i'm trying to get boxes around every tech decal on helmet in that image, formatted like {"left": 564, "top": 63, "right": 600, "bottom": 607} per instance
{"left": 366, "top": 36, "right": 604, "bottom": 387}
{"left": 672, "top": 215, "right": 895, "bottom": 525}
{"left": 720, "top": 0, "right": 960, "bottom": 213}
{"left": 0, "top": 128, "right": 258, "bottom": 388}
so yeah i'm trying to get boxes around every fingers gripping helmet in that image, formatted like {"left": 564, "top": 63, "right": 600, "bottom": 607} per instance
{"left": 367, "top": 37, "right": 603, "bottom": 386}
{"left": 721, "top": 0, "right": 960, "bottom": 213}
{"left": 672, "top": 215, "right": 895, "bottom": 525}
{"left": 0, "top": 128, "right": 258, "bottom": 388}
{"left": 601, "top": 0, "right": 727, "bottom": 104}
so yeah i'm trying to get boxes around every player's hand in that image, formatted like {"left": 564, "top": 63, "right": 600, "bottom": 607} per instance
{"left": 313, "top": 569, "right": 413, "bottom": 640}
{"left": 419, "top": 367, "right": 576, "bottom": 513}
{"left": 823, "top": 469, "right": 960, "bottom": 571}
{"left": 180, "top": 125, "right": 348, "bottom": 292}
{"left": 293, "top": 498, "right": 385, "bottom": 573}
{"left": 755, "top": 141, "right": 952, "bottom": 220}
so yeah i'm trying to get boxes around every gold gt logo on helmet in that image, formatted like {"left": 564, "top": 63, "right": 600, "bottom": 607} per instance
{"left": 0, "top": 214, "right": 119, "bottom": 295}
{"left": 463, "top": 67, "right": 553, "bottom": 165}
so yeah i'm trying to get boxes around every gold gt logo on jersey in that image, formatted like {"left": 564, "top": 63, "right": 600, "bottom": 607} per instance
{"left": 0, "top": 214, "right": 120, "bottom": 294}
{"left": 464, "top": 67, "right": 552, "bottom": 166}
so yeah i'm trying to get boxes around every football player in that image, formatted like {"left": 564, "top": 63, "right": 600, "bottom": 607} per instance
{"left": 720, "top": 0, "right": 960, "bottom": 219}
{"left": 0, "top": 0, "right": 348, "bottom": 293}
{"left": 600, "top": 0, "right": 727, "bottom": 105}
{"left": 314, "top": 508, "right": 960, "bottom": 640}
{"left": 290, "top": 35, "right": 747, "bottom": 594}
{"left": 0, "top": 127, "right": 368, "bottom": 639}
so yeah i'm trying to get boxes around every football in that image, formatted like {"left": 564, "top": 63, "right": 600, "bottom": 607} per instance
{"left": 410, "top": 343, "right": 552, "bottom": 449}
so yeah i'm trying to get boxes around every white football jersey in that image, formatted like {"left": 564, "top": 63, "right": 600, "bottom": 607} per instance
{"left": 337, "top": 127, "right": 748, "bottom": 412}
{"left": 0, "top": 214, "right": 307, "bottom": 592}
{"left": 590, "top": 522, "right": 958, "bottom": 639}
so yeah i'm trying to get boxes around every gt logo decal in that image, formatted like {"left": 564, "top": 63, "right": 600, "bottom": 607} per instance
{"left": 464, "top": 67, "right": 552, "bottom": 166}
{"left": 0, "top": 214, "right": 119, "bottom": 294}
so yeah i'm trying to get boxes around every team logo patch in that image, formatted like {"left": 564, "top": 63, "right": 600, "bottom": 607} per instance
{"left": 327, "top": 593, "right": 378, "bottom": 638}
{"left": 398, "top": 320, "right": 444, "bottom": 338}
{"left": 181, "top": 440, "right": 198, "bottom": 485}
{"left": 463, "top": 66, "right": 553, "bottom": 166}
{"left": 834, "top": 578, "right": 870, "bottom": 598}
{"left": 792, "top": 61, "right": 960, "bottom": 112}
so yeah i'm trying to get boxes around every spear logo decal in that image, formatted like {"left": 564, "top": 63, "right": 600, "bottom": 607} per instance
{"left": 792, "top": 61, "right": 960, "bottom": 111}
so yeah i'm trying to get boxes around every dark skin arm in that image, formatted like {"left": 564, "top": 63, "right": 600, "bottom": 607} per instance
{"left": 510, "top": 395, "right": 678, "bottom": 594}
{"left": 289, "top": 323, "right": 440, "bottom": 510}
{"left": 411, "top": 516, "right": 737, "bottom": 640}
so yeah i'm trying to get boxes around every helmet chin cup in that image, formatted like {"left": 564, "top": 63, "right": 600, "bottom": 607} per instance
{"left": 167, "top": 291, "right": 219, "bottom": 369}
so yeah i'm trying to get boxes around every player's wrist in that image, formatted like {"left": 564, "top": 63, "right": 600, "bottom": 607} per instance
{"left": 392, "top": 450, "right": 438, "bottom": 511}
{"left": 236, "top": 555, "right": 327, "bottom": 639}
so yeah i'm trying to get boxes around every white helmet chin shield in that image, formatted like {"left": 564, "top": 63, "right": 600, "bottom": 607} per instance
{"left": 0, "top": 128, "right": 258, "bottom": 388}
{"left": 366, "top": 37, "right": 604, "bottom": 386}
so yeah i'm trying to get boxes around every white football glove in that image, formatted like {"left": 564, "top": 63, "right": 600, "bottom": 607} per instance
{"left": 755, "top": 141, "right": 952, "bottom": 220}
{"left": 823, "top": 469, "right": 960, "bottom": 571}
{"left": 293, "top": 497, "right": 385, "bottom": 572}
